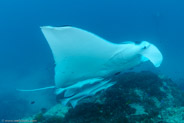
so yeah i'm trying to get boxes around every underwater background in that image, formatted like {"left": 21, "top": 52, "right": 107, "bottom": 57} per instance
{"left": 0, "top": 0, "right": 184, "bottom": 121}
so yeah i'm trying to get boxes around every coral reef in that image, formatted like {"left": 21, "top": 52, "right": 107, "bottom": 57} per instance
{"left": 21, "top": 71, "right": 184, "bottom": 123}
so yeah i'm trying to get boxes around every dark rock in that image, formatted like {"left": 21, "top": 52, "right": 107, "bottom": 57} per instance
{"left": 33, "top": 71, "right": 184, "bottom": 123}
{"left": 62, "top": 71, "right": 184, "bottom": 122}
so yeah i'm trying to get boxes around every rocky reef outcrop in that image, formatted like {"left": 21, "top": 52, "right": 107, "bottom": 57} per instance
{"left": 23, "top": 71, "right": 184, "bottom": 123}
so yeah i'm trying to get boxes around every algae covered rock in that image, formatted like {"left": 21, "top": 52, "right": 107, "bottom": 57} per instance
{"left": 62, "top": 71, "right": 184, "bottom": 123}
{"left": 33, "top": 104, "right": 69, "bottom": 123}
{"left": 23, "top": 71, "right": 184, "bottom": 123}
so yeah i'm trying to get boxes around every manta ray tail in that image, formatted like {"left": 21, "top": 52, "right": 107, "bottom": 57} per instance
{"left": 16, "top": 86, "right": 55, "bottom": 92}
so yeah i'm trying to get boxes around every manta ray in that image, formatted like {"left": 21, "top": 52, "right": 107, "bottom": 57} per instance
{"left": 18, "top": 26, "right": 163, "bottom": 108}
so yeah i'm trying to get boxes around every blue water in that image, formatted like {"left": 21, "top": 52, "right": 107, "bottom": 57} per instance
{"left": 0, "top": 0, "right": 184, "bottom": 120}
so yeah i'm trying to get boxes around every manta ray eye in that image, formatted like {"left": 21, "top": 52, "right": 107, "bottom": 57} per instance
{"left": 142, "top": 44, "right": 150, "bottom": 50}
{"left": 142, "top": 46, "right": 147, "bottom": 49}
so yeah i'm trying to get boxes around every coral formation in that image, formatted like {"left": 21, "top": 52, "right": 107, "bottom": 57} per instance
{"left": 21, "top": 71, "right": 184, "bottom": 123}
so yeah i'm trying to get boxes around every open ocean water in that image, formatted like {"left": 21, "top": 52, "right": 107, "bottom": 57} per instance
{"left": 0, "top": 0, "right": 184, "bottom": 122}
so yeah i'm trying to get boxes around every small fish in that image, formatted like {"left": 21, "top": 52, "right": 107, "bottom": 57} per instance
{"left": 31, "top": 101, "right": 35, "bottom": 104}
{"left": 114, "top": 72, "right": 121, "bottom": 76}
{"left": 128, "top": 68, "right": 134, "bottom": 70}
{"left": 41, "top": 108, "right": 47, "bottom": 113}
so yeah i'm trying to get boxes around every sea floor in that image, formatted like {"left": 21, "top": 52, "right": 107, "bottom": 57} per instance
{"left": 20, "top": 71, "right": 184, "bottom": 123}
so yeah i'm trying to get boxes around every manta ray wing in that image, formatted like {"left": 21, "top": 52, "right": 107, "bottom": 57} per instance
{"left": 41, "top": 26, "right": 120, "bottom": 88}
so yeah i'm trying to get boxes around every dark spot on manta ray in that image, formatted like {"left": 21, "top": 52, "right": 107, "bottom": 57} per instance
{"left": 114, "top": 72, "right": 121, "bottom": 76}
{"left": 31, "top": 101, "right": 35, "bottom": 104}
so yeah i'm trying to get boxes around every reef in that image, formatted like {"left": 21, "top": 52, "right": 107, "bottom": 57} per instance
{"left": 21, "top": 71, "right": 184, "bottom": 123}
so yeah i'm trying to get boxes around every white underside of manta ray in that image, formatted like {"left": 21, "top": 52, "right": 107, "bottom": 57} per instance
{"left": 18, "top": 26, "right": 163, "bottom": 108}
